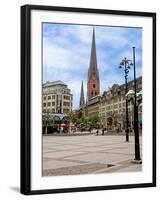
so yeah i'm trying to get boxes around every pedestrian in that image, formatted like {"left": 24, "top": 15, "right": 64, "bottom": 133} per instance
{"left": 102, "top": 128, "right": 104, "bottom": 135}
{"left": 96, "top": 129, "right": 99, "bottom": 136}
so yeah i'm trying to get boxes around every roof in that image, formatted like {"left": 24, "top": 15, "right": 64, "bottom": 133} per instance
{"left": 101, "top": 76, "right": 142, "bottom": 97}
{"left": 43, "top": 80, "right": 67, "bottom": 87}
{"left": 119, "top": 76, "right": 142, "bottom": 90}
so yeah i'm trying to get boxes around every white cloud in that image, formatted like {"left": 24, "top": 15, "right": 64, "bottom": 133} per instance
{"left": 43, "top": 35, "right": 90, "bottom": 72}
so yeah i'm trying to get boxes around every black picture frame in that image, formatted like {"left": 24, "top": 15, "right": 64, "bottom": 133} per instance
{"left": 21, "top": 4, "right": 156, "bottom": 195}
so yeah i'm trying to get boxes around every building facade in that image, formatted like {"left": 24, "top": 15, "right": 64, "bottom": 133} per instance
{"left": 99, "top": 77, "right": 142, "bottom": 129}
{"left": 87, "top": 95, "right": 101, "bottom": 117}
{"left": 42, "top": 80, "right": 72, "bottom": 114}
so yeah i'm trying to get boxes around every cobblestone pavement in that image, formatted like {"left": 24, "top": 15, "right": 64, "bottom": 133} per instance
{"left": 43, "top": 135, "right": 142, "bottom": 176}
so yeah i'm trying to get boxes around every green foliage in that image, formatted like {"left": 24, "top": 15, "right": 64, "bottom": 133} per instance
{"left": 89, "top": 115, "right": 100, "bottom": 125}
{"left": 76, "top": 118, "right": 82, "bottom": 125}
{"left": 66, "top": 112, "right": 100, "bottom": 127}
{"left": 70, "top": 113, "right": 78, "bottom": 124}
{"left": 42, "top": 113, "right": 55, "bottom": 127}
{"left": 83, "top": 116, "right": 89, "bottom": 125}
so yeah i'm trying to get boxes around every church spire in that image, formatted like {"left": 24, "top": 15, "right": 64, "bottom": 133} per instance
{"left": 88, "top": 28, "right": 99, "bottom": 81}
{"left": 79, "top": 80, "right": 85, "bottom": 108}
{"left": 87, "top": 28, "right": 100, "bottom": 100}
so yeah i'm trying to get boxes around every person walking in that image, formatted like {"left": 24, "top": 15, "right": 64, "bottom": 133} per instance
{"left": 102, "top": 128, "right": 105, "bottom": 135}
{"left": 96, "top": 128, "right": 99, "bottom": 136}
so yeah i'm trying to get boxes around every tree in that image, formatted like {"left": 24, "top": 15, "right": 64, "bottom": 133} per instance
{"left": 70, "top": 113, "right": 78, "bottom": 124}
{"left": 42, "top": 113, "right": 55, "bottom": 134}
{"left": 89, "top": 115, "right": 100, "bottom": 126}
{"left": 83, "top": 116, "right": 89, "bottom": 125}
{"left": 76, "top": 118, "right": 82, "bottom": 125}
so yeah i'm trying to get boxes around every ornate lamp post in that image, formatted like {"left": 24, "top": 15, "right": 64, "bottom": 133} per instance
{"left": 132, "top": 46, "right": 142, "bottom": 162}
{"left": 119, "top": 58, "right": 133, "bottom": 142}
{"left": 126, "top": 89, "right": 142, "bottom": 163}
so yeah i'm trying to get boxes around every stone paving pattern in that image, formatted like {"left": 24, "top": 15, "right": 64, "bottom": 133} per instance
{"left": 43, "top": 135, "right": 142, "bottom": 176}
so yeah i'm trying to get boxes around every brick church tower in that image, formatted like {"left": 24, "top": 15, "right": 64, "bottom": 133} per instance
{"left": 87, "top": 28, "right": 100, "bottom": 100}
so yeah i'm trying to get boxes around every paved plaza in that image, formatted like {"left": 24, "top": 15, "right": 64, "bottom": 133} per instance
{"left": 43, "top": 134, "right": 142, "bottom": 176}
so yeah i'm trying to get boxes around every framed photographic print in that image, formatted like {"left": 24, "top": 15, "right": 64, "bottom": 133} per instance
{"left": 21, "top": 4, "right": 156, "bottom": 195}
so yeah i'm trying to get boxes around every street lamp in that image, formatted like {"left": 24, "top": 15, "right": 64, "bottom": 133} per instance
{"left": 119, "top": 57, "right": 133, "bottom": 142}
{"left": 125, "top": 46, "right": 142, "bottom": 163}
{"left": 133, "top": 46, "right": 142, "bottom": 162}
{"left": 126, "top": 89, "right": 142, "bottom": 163}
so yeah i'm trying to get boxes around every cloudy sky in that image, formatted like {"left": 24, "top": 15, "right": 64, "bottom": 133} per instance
{"left": 43, "top": 23, "right": 142, "bottom": 109}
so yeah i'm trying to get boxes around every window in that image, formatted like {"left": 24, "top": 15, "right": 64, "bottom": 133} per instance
{"left": 43, "top": 103, "right": 46, "bottom": 107}
{"left": 47, "top": 102, "right": 51, "bottom": 106}
{"left": 64, "top": 95, "right": 70, "bottom": 100}
{"left": 48, "top": 96, "right": 51, "bottom": 100}
{"left": 52, "top": 95, "right": 55, "bottom": 99}
{"left": 52, "top": 102, "right": 55, "bottom": 106}
{"left": 95, "top": 91, "right": 97, "bottom": 95}
{"left": 43, "top": 96, "right": 46, "bottom": 100}
{"left": 63, "top": 102, "right": 70, "bottom": 106}
{"left": 63, "top": 108, "right": 69, "bottom": 113}
{"left": 56, "top": 95, "right": 62, "bottom": 113}
{"left": 93, "top": 84, "right": 95, "bottom": 88}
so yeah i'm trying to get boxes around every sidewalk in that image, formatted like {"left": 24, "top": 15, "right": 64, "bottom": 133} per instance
{"left": 43, "top": 135, "right": 142, "bottom": 176}
{"left": 44, "top": 129, "right": 142, "bottom": 136}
